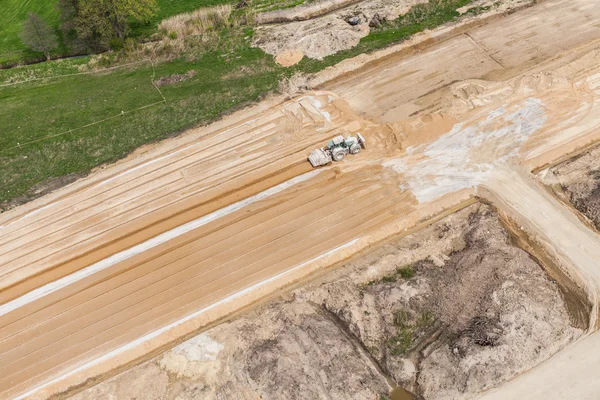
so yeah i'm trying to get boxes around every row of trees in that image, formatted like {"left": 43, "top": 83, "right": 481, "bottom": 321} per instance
{"left": 21, "top": 0, "right": 158, "bottom": 61}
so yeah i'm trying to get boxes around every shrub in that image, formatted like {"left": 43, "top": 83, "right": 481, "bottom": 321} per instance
{"left": 109, "top": 38, "right": 125, "bottom": 51}
{"left": 394, "top": 309, "right": 409, "bottom": 328}
{"left": 417, "top": 310, "right": 435, "bottom": 328}
{"left": 388, "top": 328, "right": 413, "bottom": 355}
{"left": 397, "top": 265, "right": 414, "bottom": 279}
{"left": 124, "top": 38, "right": 136, "bottom": 53}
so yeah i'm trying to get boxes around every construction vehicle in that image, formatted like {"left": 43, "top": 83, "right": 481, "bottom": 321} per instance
{"left": 308, "top": 133, "right": 366, "bottom": 167}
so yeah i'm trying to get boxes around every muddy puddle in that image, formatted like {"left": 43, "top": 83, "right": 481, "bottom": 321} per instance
{"left": 391, "top": 386, "right": 418, "bottom": 400}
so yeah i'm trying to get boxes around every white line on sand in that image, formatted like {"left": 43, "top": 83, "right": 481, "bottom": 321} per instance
{"left": 14, "top": 237, "right": 359, "bottom": 400}
{"left": 0, "top": 170, "right": 321, "bottom": 318}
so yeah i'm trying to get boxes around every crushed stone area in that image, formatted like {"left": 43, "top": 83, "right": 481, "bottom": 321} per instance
{"left": 69, "top": 203, "right": 581, "bottom": 400}
{"left": 253, "top": 0, "right": 532, "bottom": 64}
{"left": 544, "top": 145, "right": 600, "bottom": 231}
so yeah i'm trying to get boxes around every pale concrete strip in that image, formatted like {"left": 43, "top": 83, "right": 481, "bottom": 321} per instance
{"left": 477, "top": 331, "right": 600, "bottom": 400}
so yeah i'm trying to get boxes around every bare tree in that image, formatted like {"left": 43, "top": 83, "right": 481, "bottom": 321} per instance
{"left": 21, "top": 13, "right": 58, "bottom": 61}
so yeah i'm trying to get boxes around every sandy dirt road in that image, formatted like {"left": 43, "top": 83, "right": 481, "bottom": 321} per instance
{"left": 3, "top": 0, "right": 600, "bottom": 398}
{"left": 477, "top": 331, "right": 600, "bottom": 400}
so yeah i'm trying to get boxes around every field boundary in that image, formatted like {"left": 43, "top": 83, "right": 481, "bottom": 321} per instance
{"left": 0, "top": 60, "right": 150, "bottom": 88}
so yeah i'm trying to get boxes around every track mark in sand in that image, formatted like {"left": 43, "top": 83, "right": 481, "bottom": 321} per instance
{"left": 465, "top": 33, "right": 506, "bottom": 70}
{"left": 0, "top": 92, "right": 331, "bottom": 233}
{"left": 0, "top": 170, "right": 322, "bottom": 317}
{"left": 0, "top": 93, "right": 343, "bottom": 299}
{"left": 13, "top": 237, "right": 360, "bottom": 400}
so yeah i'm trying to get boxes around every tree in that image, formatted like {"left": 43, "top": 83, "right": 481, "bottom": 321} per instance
{"left": 58, "top": 0, "right": 90, "bottom": 52}
{"left": 76, "top": 0, "right": 158, "bottom": 46}
{"left": 20, "top": 13, "right": 58, "bottom": 61}
{"left": 58, "top": 0, "right": 79, "bottom": 34}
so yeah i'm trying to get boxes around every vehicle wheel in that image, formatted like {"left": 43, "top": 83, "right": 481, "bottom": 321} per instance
{"left": 350, "top": 144, "right": 361, "bottom": 154}
{"left": 332, "top": 150, "right": 345, "bottom": 161}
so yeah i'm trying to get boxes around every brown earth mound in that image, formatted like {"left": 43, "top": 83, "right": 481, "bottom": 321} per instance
{"left": 545, "top": 145, "right": 600, "bottom": 231}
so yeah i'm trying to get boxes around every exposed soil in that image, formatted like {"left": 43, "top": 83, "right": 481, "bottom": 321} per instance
{"left": 69, "top": 203, "right": 581, "bottom": 400}
{"left": 69, "top": 302, "right": 392, "bottom": 400}
{"left": 298, "top": 203, "right": 581, "bottom": 398}
{"left": 253, "top": 0, "right": 532, "bottom": 65}
{"left": 256, "top": 0, "right": 364, "bottom": 24}
{"left": 153, "top": 70, "right": 197, "bottom": 87}
{"left": 0, "top": 172, "right": 86, "bottom": 214}
{"left": 253, "top": 0, "right": 427, "bottom": 62}
{"left": 8, "top": 1, "right": 600, "bottom": 398}
{"left": 544, "top": 144, "right": 600, "bottom": 231}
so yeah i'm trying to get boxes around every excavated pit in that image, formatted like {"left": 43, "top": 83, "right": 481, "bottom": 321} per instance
{"left": 68, "top": 202, "right": 582, "bottom": 400}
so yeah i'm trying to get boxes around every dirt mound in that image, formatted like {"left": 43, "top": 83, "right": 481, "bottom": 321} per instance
{"left": 254, "top": 17, "right": 370, "bottom": 61}
{"left": 253, "top": 0, "right": 425, "bottom": 62}
{"left": 275, "top": 49, "right": 305, "bottom": 66}
{"left": 545, "top": 145, "right": 600, "bottom": 230}
{"left": 256, "top": 0, "right": 363, "bottom": 23}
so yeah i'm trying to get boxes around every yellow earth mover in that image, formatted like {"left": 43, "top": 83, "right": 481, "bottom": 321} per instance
{"left": 308, "top": 133, "right": 366, "bottom": 167}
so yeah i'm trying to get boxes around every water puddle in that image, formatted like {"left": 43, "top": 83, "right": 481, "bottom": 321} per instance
{"left": 390, "top": 386, "right": 418, "bottom": 400}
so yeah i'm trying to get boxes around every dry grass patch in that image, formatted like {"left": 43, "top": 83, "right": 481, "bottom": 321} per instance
{"left": 159, "top": 5, "right": 233, "bottom": 38}
{"left": 154, "top": 69, "right": 197, "bottom": 86}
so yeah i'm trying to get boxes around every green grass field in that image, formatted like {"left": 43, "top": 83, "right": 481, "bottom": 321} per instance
{"left": 0, "top": 0, "right": 479, "bottom": 208}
